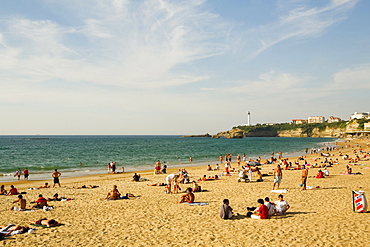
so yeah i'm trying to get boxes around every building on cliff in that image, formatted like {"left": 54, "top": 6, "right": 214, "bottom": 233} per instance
{"left": 292, "top": 119, "right": 308, "bottom": 124}
{"left": 350, "top": 112, "right": 369, "bottom": 120}
{"left": 327, "top": 116, "right": 342, "bottom": 123}
{"left": 308, "top": 116, "right": 325, "bottom": 123}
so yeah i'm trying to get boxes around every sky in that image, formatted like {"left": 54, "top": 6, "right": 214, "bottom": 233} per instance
{"left": 0, "top": 0, "right": 369, "bottom": 135}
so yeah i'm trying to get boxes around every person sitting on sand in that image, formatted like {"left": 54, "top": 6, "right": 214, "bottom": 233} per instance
{"left": 251, "top": 199, "right": 269, "bottom": 219}
{"left": 106, "top": 185, "right": 121, "bottom": 200}
{"left": 316, "top": 169, "right": 325, "bottom": 178}
{"left": 29, "top": 218, "right": 62, "bottom": 227}
{"left": 10, "top": 194, "right": 27, "bottom": 211}
{"left": 33, "top": 194, "right": 48, "bottom": 209}
{"left": 220, "top": 199, "right": 234, "bottom": 219}
{"left": 38, "top": 182, "right": 50, "bottom": 189}
{"left": 264, "top": 197, "right": 276, "bottom": 217}
{"left": 178, "top": 188, "right": 195, "bottom": 203}
{"left": 192, "top": 181, "right": 200, "bottom": 192}
{"left": 6, "top": 185, "right": 18, "bottom": 196}
{"left": 132, "top": 173, "right": 140, "bottom": 182}
{"left": 256, "top": 168, "right": 263, "bottom": 182}
{"left": 323, "top": 167, "right": 330, "bottom": 176}
{"left": 200, "top": 175, "right": 207, "bottom": 181}
{"left": 207, "top": 165, "right": 213, "bottom": 171}
{"left": 274, "top": 194, "right": 290, "bottom": 215}
{"left": 0, "top": 185, "right": 7, "bottom": 195}
{"left": 0, "top": 224, "right": 30, "bottom": 236}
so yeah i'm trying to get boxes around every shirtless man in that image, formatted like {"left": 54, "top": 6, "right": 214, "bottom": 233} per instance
{"left": 28, "top": 218, "right": 62, "bottom": 227}
{"left": 178, "top": 188, "right": 195, "bottom": 203}
{"left": 38, "top": 182, "right": 50, "bottom": 189}
{"left": 10, "top": 195, "right": 26, "bottom": 211}
{"left": 272, "top": 165, "right": 283, "bottom": 190}
{"left": 301, "top": 165, "right": 308, "bottom": 190}
{"left": 52, "top": 169, "right": 61, "bottom": 188}
{"left": 106, "top": 185, "right": 121, "bottom": 200}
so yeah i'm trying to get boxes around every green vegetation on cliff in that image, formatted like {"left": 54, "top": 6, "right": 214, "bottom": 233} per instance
{"left": 234, "top": 121, "right": 348, "bottom": 137}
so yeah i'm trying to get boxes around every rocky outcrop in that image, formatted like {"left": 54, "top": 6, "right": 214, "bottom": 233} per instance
{"left": 277, "top": 129, "right": 308, "bottom": 137}
{"left": 182, "top": 133, "right": 212, "bottom": 138}
{"left": 212, "top": 128, "right": 244, "bottom": 138}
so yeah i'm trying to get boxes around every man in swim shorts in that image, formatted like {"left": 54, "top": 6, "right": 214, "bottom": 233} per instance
{"left": 272, "top": 165, "right": 282, "bottom": 190}
{"left": 301, "top": 165, "right": 308, "bottom": 190}
{"left": 52, "top": 169, "right": 61, "bottom": 188}
{"left": 178, "top": 188, "right": 194, "bottom": 203}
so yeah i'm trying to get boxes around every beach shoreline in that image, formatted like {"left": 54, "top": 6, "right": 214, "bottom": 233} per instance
{"left": 1, "top": 137, "right": 369, "bottom": 246}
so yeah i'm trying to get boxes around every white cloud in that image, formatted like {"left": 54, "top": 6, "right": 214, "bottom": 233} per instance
{"left": 329, "top": 64, "right": 370, "bottom": 90}
{"left": 243, "top": 0, "right": 360, "bottom": 58}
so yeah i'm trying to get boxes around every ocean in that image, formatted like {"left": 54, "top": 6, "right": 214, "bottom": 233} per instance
{"left": 0, "top": 135, "right": 338, "bottom": 182}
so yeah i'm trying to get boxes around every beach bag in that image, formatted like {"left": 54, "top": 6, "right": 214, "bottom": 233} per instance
{"left": 352, "top": 190, "right": 368, "bottom": 213}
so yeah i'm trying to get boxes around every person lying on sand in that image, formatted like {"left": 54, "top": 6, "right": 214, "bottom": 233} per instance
{"left": 147, "top": 183, "right": 167, "bottom": 186}
{"left": 75, "top": 185, "right": 99, "bottom": 189}
{"left": 10, "top": 194, "right": 27, "bottom": 211}
{"left": 38, "top": 182, "right": 50, "bottom": 189}
{"left": 178, "top": 188, "right": 194, "bottom": 203}
{"left": 0, "top": 224, "right": 30, "bottom": 236}
{"left": 28, "top": 218, "right": 62, "bottom": 227}
{"left": 106, "top": 185, "right": 121, "bottom": 200}
{"left": 48, "top": 193, "right": 62, "bottom": 201}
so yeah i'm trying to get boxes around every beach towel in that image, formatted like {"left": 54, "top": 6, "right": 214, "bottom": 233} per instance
{"left": 271, "top": 189, "right": 287, "bottom": 193}
{"left": 183, "top": 202, "right": 209, "bottom": 206}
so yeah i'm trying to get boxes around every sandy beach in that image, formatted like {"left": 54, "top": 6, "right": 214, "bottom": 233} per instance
{"left": 1, "top": 138, "right": 370, "bottom": 247}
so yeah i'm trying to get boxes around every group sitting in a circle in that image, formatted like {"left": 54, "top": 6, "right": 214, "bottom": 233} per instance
{"left": 220, "top": 194, "right": 290, "bottom": 220}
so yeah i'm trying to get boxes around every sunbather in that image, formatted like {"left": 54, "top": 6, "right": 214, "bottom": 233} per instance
{"left": 0, "top": 185, "right": 7, "bottom": 195}
{"left": 10, "top": 194, "right": 27, "bottom": 211}
{"left": 106, "top": 185, "right": 121, "bottom": 200}
{"left": 32, "top": 194, "right": 48, "bottom": 209}
{"left": 0, "top": 224, "right": 30, "bottom": 236}
{"left": 28, "top": 218, "right": 62, "bottom": 227}
{"left": 178, "top": 188, "right": 195, "bottom": 203}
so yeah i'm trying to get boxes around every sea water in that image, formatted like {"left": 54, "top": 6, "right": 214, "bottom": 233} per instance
{"left": 0, "top": 135, "right": 338, "bottom": 182}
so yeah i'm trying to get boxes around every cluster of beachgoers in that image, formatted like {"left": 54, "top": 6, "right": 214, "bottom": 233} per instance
{"left": 1, "top": 138, "right": 369, "bottom": 245}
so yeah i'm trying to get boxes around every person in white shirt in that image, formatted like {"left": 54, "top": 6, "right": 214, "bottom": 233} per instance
{"left": 264, "top": 197, "right": 276, "bottom": 217}
{"left": 274, "top": 194, "right": 290, "bottom": 215}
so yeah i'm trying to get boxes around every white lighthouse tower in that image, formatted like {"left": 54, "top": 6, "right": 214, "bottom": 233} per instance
{"left": 247, "top": 111, "right": 251, "bottom": 126}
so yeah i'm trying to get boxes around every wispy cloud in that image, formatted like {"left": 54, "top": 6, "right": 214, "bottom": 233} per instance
{"left": 239, "top": 0, "right": 359, "bottom": 58}
{"left": 0, "top": 0, "right": 232, "bottom": 91}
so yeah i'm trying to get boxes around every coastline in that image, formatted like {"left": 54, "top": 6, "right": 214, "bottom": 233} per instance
{"left": 1, "top": 137, "right": 370, "bottom": 246}
{"left": 0, "top": 136, "right": 340, "bottom": 184}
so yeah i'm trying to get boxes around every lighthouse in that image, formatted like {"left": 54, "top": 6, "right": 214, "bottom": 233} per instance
{"left": 247, "top": 111, "right": 251, "bottom": 126}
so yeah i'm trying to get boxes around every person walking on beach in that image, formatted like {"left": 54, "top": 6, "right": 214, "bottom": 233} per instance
{"left": 301, "top": 165, "right": 308, "bottom": 190}
{"left": 23, "top": 168, "right": 29, "bottom": 181}
{"left": 272, "top": 165, "right": 282, "bottom": 190}
{"left": 14, "top": 168, "right": 21, "bottom": 181}
{"left": 52, "top": 169, "right": 61, "bottom": 188}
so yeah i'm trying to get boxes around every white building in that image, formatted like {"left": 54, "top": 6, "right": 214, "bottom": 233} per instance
{"left": 327, "top": 116, "right": 342, "bottom": 123}
{"left": 350, "top": 112, "right": 369, "bottom": 120}
{"left": 308, "top": 116, "right": 325, "bottom": 123}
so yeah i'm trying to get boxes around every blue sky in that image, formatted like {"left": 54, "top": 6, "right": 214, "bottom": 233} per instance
{"left": 0, "top": 0, "right": 369, "bottom": 135}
